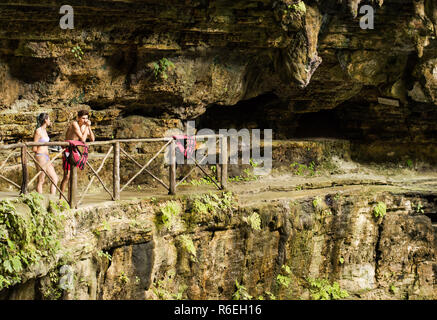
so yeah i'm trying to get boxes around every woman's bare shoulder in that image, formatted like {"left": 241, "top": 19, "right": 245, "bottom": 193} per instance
{"left": 33, "top": 128, "right": 42, "bottom": 142}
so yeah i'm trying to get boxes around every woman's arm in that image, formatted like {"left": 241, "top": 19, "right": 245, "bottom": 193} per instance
{"left": 33, "top": 129, "right": 40, "bottom": 153}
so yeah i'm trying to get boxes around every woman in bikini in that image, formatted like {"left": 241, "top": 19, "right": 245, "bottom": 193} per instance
{"left": 33, "top": 113, "right": 58, "bottom": 194}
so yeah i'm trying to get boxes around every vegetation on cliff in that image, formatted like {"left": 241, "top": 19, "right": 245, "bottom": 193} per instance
{"left": 0, "top": 193, "right": 67, "bottom": 290}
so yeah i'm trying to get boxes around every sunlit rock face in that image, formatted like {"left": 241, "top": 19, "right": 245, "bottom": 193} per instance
{"left": 1, "top": 1, "right": 436, "bottom": 301}
{"left": 0, "top": 0, "right": 436, "bottom": 163}
{"left": 0, "top": 190, "right": 436, "bottom": 300}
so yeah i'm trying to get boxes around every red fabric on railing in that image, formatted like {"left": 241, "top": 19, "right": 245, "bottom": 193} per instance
{"left": 62, "top": 140, "right": 89, "bottom": 170}
{"left": 172, "top": 135, "right": 196, "bottom": 159}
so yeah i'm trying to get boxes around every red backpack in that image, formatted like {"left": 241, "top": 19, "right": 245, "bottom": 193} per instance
{"left": 64, "top": 140, "right": 89, "bottom": 170}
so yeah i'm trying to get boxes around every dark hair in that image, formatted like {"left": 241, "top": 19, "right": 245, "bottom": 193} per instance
{"left": 78, "top": 110, "right": 89, "bottom": 118}
{"left": 36, "top": 113, "right": 49, "bottom": 128}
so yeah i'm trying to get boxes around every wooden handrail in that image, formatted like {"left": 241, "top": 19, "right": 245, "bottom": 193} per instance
{"left": 169, "top": 140, "right": 176, "bottom": 195}
{"left": 78, "top": 146, "right": 113, "bottom": 206}
{"left": 0, "top": 135, "right": 229, "bottom": 208}
{"left": 120, "top": 140, "right": 172, "bottom": 193}
{"left": 0, "top": 135, "right": 225, "bottom": 150}
{"left": 27, "top": 149, "right": 64, "bottom": 188}
{"left": 120, "top": 147, "right": 170, "bottom": 191}
{"left": 26, "top": 151, "right": 69, "bottom": 203}
{"left": 20, "top": 146, "right": 28, "bottom": 194}
{"left": 0, "top": 138, "right": 173, "bottom": 150}
{"left": 113, "top": 142, "right": 120, "bottom": 201}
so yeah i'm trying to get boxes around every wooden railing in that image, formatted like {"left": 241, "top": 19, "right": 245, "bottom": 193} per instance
{"left": 0, "top": 135, "right": 228, "bottom": 209}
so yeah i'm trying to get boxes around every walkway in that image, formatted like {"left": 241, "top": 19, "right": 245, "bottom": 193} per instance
{"left": 2, "top": 163, "right": 436, "bottom": 210}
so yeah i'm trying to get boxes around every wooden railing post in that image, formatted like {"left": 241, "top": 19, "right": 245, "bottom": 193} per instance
{"left": 69, "top": 165, "right": 78, "bottom": 209}
{"left": 219, "top": 135, "right": 228, "bottom": 190}
{"left": 169, "top": 139, "right": 176, "bottom": 195}
{"left": 113, "top": 142, "right": 120, "bottom": 200}
{"left": 216, "top": 160, "right": 222, "bottom": 184}
{"left": 20, "top": 145, "right": 28, "bottom": 194}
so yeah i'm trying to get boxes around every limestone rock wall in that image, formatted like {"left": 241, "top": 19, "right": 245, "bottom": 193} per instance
{"left": 1, "top": 189, "right": 436, "bottom": 300}
{"left": 0, "top": 1, "right": 436, "bottom": 163}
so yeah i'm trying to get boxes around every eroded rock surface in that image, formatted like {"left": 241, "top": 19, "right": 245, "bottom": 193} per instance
{"left": 1, "top": 181, "right": 436, "bottom": 300}
{"left": 0, "top": 0, "right": 436, "bottom": 163}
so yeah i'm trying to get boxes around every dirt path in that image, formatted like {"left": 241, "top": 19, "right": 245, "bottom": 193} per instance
{"left": 1, "top": 162, "right": 436, "bottom": 209}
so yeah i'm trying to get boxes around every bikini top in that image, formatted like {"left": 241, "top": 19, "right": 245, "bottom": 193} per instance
{"left": 38, "top": 136, "right": 50, "bottom": 143}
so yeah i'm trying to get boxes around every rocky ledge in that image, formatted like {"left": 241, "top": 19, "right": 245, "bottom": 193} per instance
{"left": 0, "top": 171, "right": 436, "bottom": 300}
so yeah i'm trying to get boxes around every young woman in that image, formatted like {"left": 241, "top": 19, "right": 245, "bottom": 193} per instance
{"left": 33, "top": 113, "right": 58, "bottom": 194}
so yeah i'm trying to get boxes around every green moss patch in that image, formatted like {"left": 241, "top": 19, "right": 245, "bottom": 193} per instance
{"left": 0, "top": 192, "right": 66, "bottom": 290}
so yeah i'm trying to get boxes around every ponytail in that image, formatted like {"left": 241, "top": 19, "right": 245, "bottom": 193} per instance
{"left": 36, "top": 113, "right": 49, "bottom": 128}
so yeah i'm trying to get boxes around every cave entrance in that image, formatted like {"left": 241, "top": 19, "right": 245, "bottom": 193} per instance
{"left": 195, "top": 92, "right": 283, "bottom": 134}
{"left": 424, "top": 213, "right": 437, "bottom": 225}
{"left": 195, "top": 93, "right": 346, "bottom": 140}
{"left": 292, "top": 109, "right": 343, "bottom": 139}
